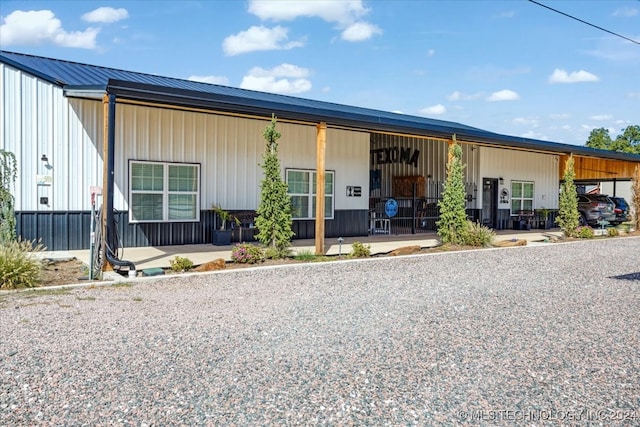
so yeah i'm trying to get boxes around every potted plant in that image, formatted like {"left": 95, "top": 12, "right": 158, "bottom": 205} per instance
{"left": 536, "top": 207, "right": 552, "bottom": 230}
{"left": 211, "top": 204, "right": 239, "bottom": 246}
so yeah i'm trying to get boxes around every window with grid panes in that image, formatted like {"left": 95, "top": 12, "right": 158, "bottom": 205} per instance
{"left": 287, "top": 169, "right": 334, "bottom": 219}
{"left": 130, "top": 161, "right": 200, "bottom": 222}
{"left": 510, "top": 181, "right": 534, "bottom": 214}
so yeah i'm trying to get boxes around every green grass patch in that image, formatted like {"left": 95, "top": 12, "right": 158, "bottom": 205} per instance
{"left": 293, "top": 249, "right": 316, "bottom": 261}
{"left": 111, "top": 282, "right": 133, "bottom": 288}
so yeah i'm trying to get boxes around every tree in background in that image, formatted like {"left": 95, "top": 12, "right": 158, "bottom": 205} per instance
{"left": 436, "top": 135, "right": 468, "bottom": 244}
{"left": 255, "top": 115, "right": 294, "bottom": 255}
{"left": 556, "top": 155, "right": 580, "bottom": 237}
{"left": 586, "top": 125, "right": 640, "bottom": 154}
{"left": 631, "top": 165, "right": 640, "bottom": 231}
{"left": 611, "top": 125, "right": 640, "bottom": 154}
{"left": 585, "top": 127, "right": 612, "bottom": 150}
{"left": 0, "top": 149, "right": 18, "bottom": 243}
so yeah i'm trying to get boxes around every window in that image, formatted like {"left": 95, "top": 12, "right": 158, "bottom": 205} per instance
{"left": 511, "top": 181, "right": 534, "bottom": 214}
{"left": 287, "top": 169, "right": 334, "bottom": 219}
{"left": 129, "top": 161, "right": 200, "bottom": 222}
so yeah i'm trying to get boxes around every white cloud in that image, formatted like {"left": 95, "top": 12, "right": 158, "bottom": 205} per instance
{"left": 486, "top": 89, "right": 520, "bottom": 102}
{"left": 612, "top": 7, "right": 638, "bottom": 17}
{"left": 521, "top": 130, "right": 548, "bottom": 140}
{"left": 222, "top": 25, "right": 304, "bottom": 55}
{"left": 589, "top": 114, "right": 612, "bottom": 121}
{"left": 446, "top": 90, "right": 483, "bottom": 101}
{"left": 341, "top": 21, "right": 382, "bottom": 42}
{"left": 0, "top": 10, "right": 99, "bottom": 48}
{"left": 188, "top": 75, "right": 230, "bottom": 85}
{"left": 248, "top": 0, "right": 368, "bottom": 24}
{"left": 494, "top": 11, "right": 516, "bottom": 19}
{"left": 82, "top": 7, "right": 129, "bottom": 23}
{"left": 419, "top": 104, "right": 446, "bottom": 115}
{"left": 427, "top": 49, "right": 435, "bottom": 57}
{"left": 240, "top": 63, "right": 312, "bottom": 94}
{"left": 628, "top": 92, "right": 640, "bottom": 99}
{"left": 548, "top": 68, "right": 599, "bottom": 84}
{"left": 247, "top": 0, "right": 380, "bottom": 42}
{"left": 512, "top": 117, "right": 539, "bottom": 127}
{"left": 549, "top": 113, "right": 570, "bottom": 120}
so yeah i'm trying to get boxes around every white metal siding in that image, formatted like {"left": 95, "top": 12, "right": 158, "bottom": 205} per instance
{"left": 1, "top": 63, "right": 103, "bottom": 211}
{"left": 114, "top": 103, "right": 370, "bottom": 212}
{"left": 479, "top": 146, "right": 560, "bottom": 210}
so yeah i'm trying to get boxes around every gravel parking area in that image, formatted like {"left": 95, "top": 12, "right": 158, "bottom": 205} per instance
{"left": 2, "top": 238, "right": 639, "bottom": 425}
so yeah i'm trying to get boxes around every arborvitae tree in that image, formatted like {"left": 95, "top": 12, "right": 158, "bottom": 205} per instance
{"left": 255, "top": 115, "right": 294, "bottom": 254}
{"left": 0, "top": 149, "right": 18, "bottom": 244}
{"left": 631, "top": 165, "right": 640, "bottom": 230}
{"left": 556, "top": 155, "right": 580, "bottom": 236}
{"left": 436, "top": 135, "right": 468, "bottom": 244}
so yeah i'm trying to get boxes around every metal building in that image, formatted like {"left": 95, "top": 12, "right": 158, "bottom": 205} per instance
{"left": 2, "top": 50, "right": 639, "bottom": 251}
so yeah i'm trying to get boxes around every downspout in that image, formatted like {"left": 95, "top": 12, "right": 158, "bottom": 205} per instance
{"left": 103, "top": 93, "right": 137, "bottom": 276}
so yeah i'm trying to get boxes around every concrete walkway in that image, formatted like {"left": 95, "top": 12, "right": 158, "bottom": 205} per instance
{"left": 42, "top": 229, "right": 563, "bottom": 271}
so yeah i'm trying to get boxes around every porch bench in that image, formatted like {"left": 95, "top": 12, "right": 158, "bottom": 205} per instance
{"left": 230, "top": 211, "right": 258, "bottom": 242}
{"left": 513, "top": 210, "right": 535, "bottom": 230}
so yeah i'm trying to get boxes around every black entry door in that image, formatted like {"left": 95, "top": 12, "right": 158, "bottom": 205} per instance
{"left": 482, "top": 178, "right": 498, "bottom": 228}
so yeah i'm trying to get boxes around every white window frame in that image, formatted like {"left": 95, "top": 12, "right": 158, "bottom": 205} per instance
{"left": 129, "top": 160, "right": 200, "bottom": 223}
{"left": 510, "top": 180, "right": 534, "bottom": 215}
{"left": 286, "top": 169, "right": 335, "bottom": 220}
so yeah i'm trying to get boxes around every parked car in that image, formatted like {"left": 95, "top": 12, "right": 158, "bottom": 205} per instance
{"left": 577, "top": 194, "right": 616, "bottom": 226}
{"left": 609, "top": 196, "right": 631, "bottom": 225}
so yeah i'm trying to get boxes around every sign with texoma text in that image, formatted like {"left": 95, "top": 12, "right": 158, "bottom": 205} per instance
{"left": 370, "top": 147, "right": 420, "bottom": 168}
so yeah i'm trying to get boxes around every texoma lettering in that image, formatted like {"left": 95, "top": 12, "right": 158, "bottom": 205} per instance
{"left": 370, "top": 147, "right": 420, "bottom": 168}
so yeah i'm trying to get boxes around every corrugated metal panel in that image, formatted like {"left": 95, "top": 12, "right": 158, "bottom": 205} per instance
{"left": 113, "top": 104, "right": 370, "bottom": 213}
{"left": 479, "top": 146, "right": 560, "bottom": 210}
{"left": 370, "top": 134, "right": 480, "bottom": 201}
{"left": 6, "top": 50, "right": 639, "bottom": 164}
{"left": 15, "top": 211, "right": 91, "bottom": 250}
{"left": 1, "top": 63, "right": 103, "bottom": 212}
{"left": 1, "top": 51, "right": 478, "bottom": 129}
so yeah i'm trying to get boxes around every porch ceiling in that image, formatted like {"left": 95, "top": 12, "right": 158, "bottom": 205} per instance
{"left": 560, "top": 154, "right": 640, "bottom": 180}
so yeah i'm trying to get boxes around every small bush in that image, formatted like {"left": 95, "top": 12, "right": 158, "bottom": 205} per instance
{"left": 350, "top": 241, "right": 371, "bottom": 258}
{"left": 294, "top": 249, "right": 316, "bottom": 261}
{"left": 231, "top": 243, "right": 264, "bottom": 264}
{"left": 607, "top": 227, "right": 619, "bottom": 237}
{"left": 169, "top": 256, "right": 193, "bottom": 272}
{"left": 0, "top": 240, "right": 44, "bottom": 289}
{"left": 464, "top": 221, "right": 496, "bottom": 247}
{"left": 575, "top": 226, "right": 594, "bottom": 239}
{"left": 263, "top": 246, "right": 290, "bottom": 260}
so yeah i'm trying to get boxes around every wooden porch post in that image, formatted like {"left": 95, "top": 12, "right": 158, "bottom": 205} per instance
{"left": 315, "top": 122, "right": 327, "bottom": 255}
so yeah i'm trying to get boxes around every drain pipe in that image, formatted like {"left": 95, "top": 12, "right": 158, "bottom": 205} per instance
{"left": 103, "top": 93, "right": 136, "bottom": 277}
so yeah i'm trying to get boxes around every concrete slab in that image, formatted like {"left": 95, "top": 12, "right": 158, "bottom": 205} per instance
{"left": 55, "top": 229, "right": 563, "bottom": 271}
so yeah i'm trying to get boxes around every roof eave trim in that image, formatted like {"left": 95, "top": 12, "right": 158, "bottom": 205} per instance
{"left": 0, "top": 53, "right": 65, "bottom": 85}
{"left": 64, "top": 85, "right": 108, "bottom": 100}
{"left": 104, "top": 79, "right": 640, "bottom": 163}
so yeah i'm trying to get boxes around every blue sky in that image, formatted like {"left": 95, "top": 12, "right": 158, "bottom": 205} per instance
{"left": 1, "top": 0, "right": 638, "bottom": 146}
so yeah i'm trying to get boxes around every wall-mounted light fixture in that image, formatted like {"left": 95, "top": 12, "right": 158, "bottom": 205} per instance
{"left": 41, "top": 154, "right": 52, "bottom": 170}
{"left": 499, "top": 177, "right": 504, "bottom": 185}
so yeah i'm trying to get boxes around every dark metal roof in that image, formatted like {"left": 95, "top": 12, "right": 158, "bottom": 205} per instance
{"left": 2, "top": 50, "right": 639, "bottom": 162}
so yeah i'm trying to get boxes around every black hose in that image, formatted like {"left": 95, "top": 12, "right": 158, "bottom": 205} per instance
{"left": 105, "top": 248, "right": 136, "bottom": 274}
{"left": 93, "top": 205, "right": 136, "bottom": 277}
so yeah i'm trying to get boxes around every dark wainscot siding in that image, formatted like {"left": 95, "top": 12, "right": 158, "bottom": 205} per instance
{"left": 16, "top": 209, "right": 370, "bottom": 250}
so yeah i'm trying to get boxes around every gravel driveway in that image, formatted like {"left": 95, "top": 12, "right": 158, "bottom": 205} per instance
{"left": 2, "top": 238, "right": 639, "bottom": 426}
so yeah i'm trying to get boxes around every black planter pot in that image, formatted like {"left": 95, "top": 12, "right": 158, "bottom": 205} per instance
{"left": 212, "top": 229, "right": 232, "bottom": 246}
{"left": 539, "top": 219, "right": 552, "bottom": 230}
